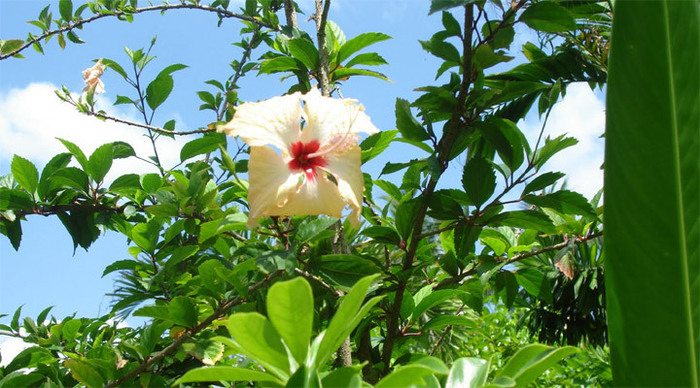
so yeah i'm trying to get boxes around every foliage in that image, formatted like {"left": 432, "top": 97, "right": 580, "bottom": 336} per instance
{"left": 605, "top": 1, "right": 699, "bottom": 386}
{"left": 0, "top": 0, "right": 625, "bottom": 386}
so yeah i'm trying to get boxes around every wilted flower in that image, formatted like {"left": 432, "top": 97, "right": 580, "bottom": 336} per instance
{"left": 82, "top": 59, "right": 106, "bottom": 94}
{"left": 220, "top": 88, "right": 379, "bottom": 227}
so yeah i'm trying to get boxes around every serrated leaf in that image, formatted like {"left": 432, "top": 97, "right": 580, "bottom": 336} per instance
{"left": 462, "top": 156, "right": 496, "bottom": 207}
{"left": 520, "top": 1, "right": 576, "bottom": 33}
{"left": 87, "top": 143, "right": 113, "bottom": 183}
{"left": 11, "top": 155, "right": 39, "bottom": 193}
{"left": 523, "top": 190, "right": 596, "bottom": 218}
{"left": 522, "top": 172, "right": 565, "bottom": 194}
{"left": 145, "top": 75, "right": 173, "bottom": 111}
{"left": 337, "top": 32, "right": 391, "bottom": 64}
{"left": 396, "top": 98, "right": 429, "bottom": 141}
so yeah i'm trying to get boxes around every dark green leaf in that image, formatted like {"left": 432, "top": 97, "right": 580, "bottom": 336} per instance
{"left": 57, "top": 138, "right": 89, "bottom": 171}
{"left": 180, "top": 134, "right": 226, "bottom": 162}
{"left": 520, "top": 1, "right": 576, "bottom": 33}
{"left": 396, "top": 98, "right": 429, "bottom": 141}
{"left": 288, "top": 38, "right": 319, "bottom": 70}
{"left": 429, "top": 0, "right": 477, "bottom": 15}
{"left": 533, "top": 135, "right": 578, "bottom": 167}
{"left": 489, "top": 210, "right": 556, "bottom": 234}
{"left": 332, "top": 68, "right": 389, "bottom": 81}
{"left": 168, "top": 296, "right": 198, "bottom": 327}
{"left": 462, "top": 156, "right": 496, "bottom": 207}
{"left": 258, "top": 56, "right": 300, "bottom": 74}
{"left": 88, "top": 143, "right": 114, "bottom": 183}
{"left": 145, "top": 75, "right": 173, "bottom": 111}
{"left": 522, "top": 172, "right": 565, "bottom": 195}
{"left": 523, "top": 190, "right": 596, "bottom": 218}
{"left": 59, "top": 0, "right": 73, "bottom": 21}
{"left": 111, "top": 141, "right": 136, "bottom": 159}
{"left": 345, "top": 52, "right": 387, "bottom": 67}
{"left": 11, "top": 155, "right": 39, "bottom": 193}
{"left": 101, "top": 58, "right": 128, "bottom": 80}
{"left": 605, "top": 2, "right": 700, "bottom": 386}
{"left": 295, "top": 217, "right": 337, "bottom": 245}
{"left": 360, "top": 130, "right": 397, "bottom": 163}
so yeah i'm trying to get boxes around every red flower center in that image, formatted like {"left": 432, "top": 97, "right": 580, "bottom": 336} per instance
{"left": 288, "top": 140, "right": 327, "bottom": 180}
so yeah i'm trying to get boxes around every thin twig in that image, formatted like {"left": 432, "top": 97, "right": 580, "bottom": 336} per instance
{"left": 0, "top": 3, "right": 278, "bottom": 60}
{"left": 434, "top": 231, "right": 603, "bottom": 289}
{"left": 73, "top": 104, "right": 214, "bottom": 136}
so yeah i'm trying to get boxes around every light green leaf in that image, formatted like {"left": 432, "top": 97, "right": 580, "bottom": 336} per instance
{"left": 64, "top": 359, "right": 104, "bottom": 388}
{"left": 446, "top": 357, "right": 490, "bottom": 388}
{"left": 495, "top": 344, "right": 577, "bottom": 386}
{"left": 11, "top": 155, "right": 38, "bottom": 193}
{"left": 605, "top": 2, "right": 699, "bottom": 386}
{"left": 180, "top": 134, "right": 226, "bottom": 162}
{"left": 175, "top": 366, "right": 282, "bottom": 385}
{"left": 375, "top": 365, "right": 437, "bottom": 388}
{"left": 345, "top": 52, "right": 387, "bottom": 67}
{"left": 226, "top": 313, "right": 290, "bottom": 378}
{"left": 57, "top": 138, "right": 89, "bottom": 171}
{"left": 316, "top": 274, "right": 381, "bottom": 366}
{"left": 267, "top": 277, "right": 313, "bottom": 363}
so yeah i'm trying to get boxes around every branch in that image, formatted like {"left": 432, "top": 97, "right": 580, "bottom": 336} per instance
{"left": 283, "top": 0, "right": 298, "bottom": 29}
{"left": 0, "top": 3, "right": 278, "bottom": 61}
{"left": 76, "top": 104, "right": 214, "bottom": 136}
{"left": 314, "top": 0, "right": 332, "bottom": 96}
{"left": 434, "top": 231, "right": 604, "bottom": 289}
{"left": 106, "top": 270, "right": 285, "bottom": 387}
{"left": 381, "top": 4, "right": 476, "bottom": 373}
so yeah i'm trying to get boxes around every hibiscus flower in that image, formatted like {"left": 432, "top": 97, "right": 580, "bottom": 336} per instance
{"left": 82, "top": 59, "right": 106, "bottom": 94}
{"left": 220, "top": 88, "right": 379, "bottom": 227}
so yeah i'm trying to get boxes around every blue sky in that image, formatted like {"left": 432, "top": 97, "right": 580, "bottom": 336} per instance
{"left": 0, "top": 0, "right": 604, "bottom": 346}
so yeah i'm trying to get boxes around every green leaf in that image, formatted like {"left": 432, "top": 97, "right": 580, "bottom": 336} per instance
{"left": 345, "top": 52, "right": 387, "bottom": 67}
{"left": 316, "top": 254, "right": 381, "bottom": 289}
{"left": 57, "top": 138, "right": 89, "bottom": 171}
{"left": 337, "top": 32, "right": 391, "bottom": 64}
{"left": 156, "top": 63, "right": 187, "bottom": 79}
{"left": 396, "top": 98, "right": 429, "bottom": 141}
{"left": 424, "top": 315, "right": 474, "bottom": 331}
{"left": 489, "top": 210, "right": 556, "bottom": 234}
{"left": 533, "top": 135, "right": 578, "bottom": 167}
{"left": 522, "top": 172, "right": 565, "bottom": 195}
{"left": 37, "top": 153, "right": 71, "bottom": 199}
{"left": 130, "top": 219, "right": 161, "bottom": 253}
{"left": 175, "top": 367, "right": 282, "bottom": 385}
{"left": 11, "top": 155, "right": 39, "bottom": 193}
{"left": 429, "top": 0, "right": 477, "bottom": 15}
{"left": 180, "top": 134, "right": 226, "bottom": 162}
{"left": 332, "top": 68, "right": 389, "bottom": 81}
{"left": 100, "top": 58, "right": 128, "bottom": 80}
{"left": 59, "top": 0, "right": 73, "bottom": 21}
{"left": 259, "top": 56, "right": 300, "bottom": 74}
{"left": 495, "top": 344, "right": 577, "bottom": 386}
{"left": 226, "top": 313, "right": 290, "bottom": 378}
{"left": 295, "top": 217, "right": 337, "bottom": 245}
{"left": 605, "top": 2, "right": 700, "bottom": 386}
{"left": 411, "top": 289, "right": 467, "bottom": 322}
{"left": 360, "top": 130, "right": 397, "bottom": 163}
{"left": 316, "top": 275, "right": 382, "bottom": 366}
{"left": 288, "top": 38, "right": 319, "bottom": 70}
{"left": 87, "top": 143, "right": 113, "bottom": 183}
{"left": 169, "top": 296, "right": 198, "bottom": 327}
{"left": 446, "top": 357, "right": 490, "bottom": 388}
{"left": 64, "top": 359, "right": 105, "bottom": 388}
{"left": 523, "top": 190, "right": 596, "bottom": 218}
{"left": 140, "top": 173, "right": 162, "bottom": 193}
{"left": 520, "top": 1, "right": 576, "bottom": 33}
{"left": 420, "top": 38, "right": 461, "bottom": 63}
{"left": 376, "top": 365, "right": 437, "bottom": 388}
{"left": 462, "top": 156, "right": 496, "bottom": 207}
{"left": 322, "top": 367, "right": 362, "bottom": 388}
{"left": 267, "top": 278, "right": 313, "bottom": 363}
{"left": 111, "top": 141, "right": 136, "bottom": 159}
{"left": 145, "top": 75, "right": 173, "bottom": 111}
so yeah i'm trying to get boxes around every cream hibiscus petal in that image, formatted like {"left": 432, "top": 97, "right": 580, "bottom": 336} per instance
{"left": 272, "top": 175, "right": 346, "bottom": 218}
{"left": 247, "top": 146, "right": 303, "bottom": 227}
{"left": 323, "top": 146, "right": 364, "bottom": 225}
{"left": 301, "top": 88, "right": 379, "bottom": 144}
{"left": 220, "top": 93, "right": 303, "bottom": 151}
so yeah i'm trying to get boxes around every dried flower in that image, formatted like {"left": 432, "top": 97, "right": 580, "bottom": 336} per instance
{"left": 82, "top": 59, "right": 106, "bottom": 94}
{"left": 220, "top": 88, "right": 378, "bottom": 227}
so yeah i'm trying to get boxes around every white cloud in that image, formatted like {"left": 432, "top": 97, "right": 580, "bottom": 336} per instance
{"left": 0, "top": 333, "right": 31, "bottom": 367}
{"left": 0, "top": 83, "right": 191, "bottom": 180}
{"left": 520, "top": 83, "right": 605, "bottom": 199}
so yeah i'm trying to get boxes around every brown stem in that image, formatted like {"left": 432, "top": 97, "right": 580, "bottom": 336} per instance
{"left": 381, "top": 4, "right": 476, "bottom": 374}
{"left": 314, "top": 0, "right": 332, "bottom": 96}
{"left": 283, "top": 0, "right": 298, "bottom": 28}
{"left": 0, "top": 4, "right": 277, "bottom": 61}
